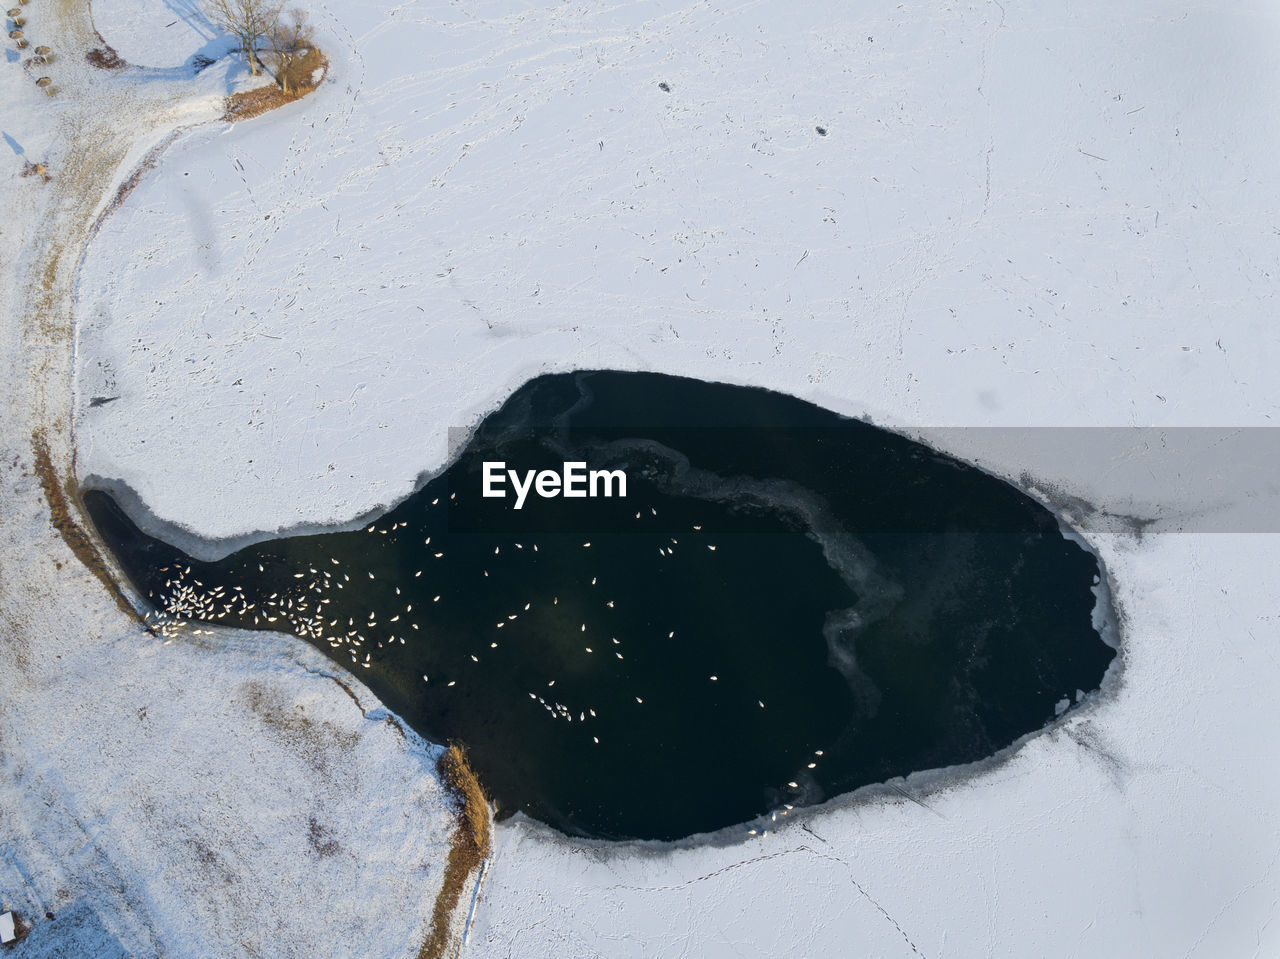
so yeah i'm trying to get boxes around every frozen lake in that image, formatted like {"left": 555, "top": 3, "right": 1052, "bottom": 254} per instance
{"left": 87, "top": 371, "right": 1114, "bottom": 839}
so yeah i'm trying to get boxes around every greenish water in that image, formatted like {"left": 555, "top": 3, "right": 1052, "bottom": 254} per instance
{"left": 86, "top": 371, "right": 1114, "bottom": 840}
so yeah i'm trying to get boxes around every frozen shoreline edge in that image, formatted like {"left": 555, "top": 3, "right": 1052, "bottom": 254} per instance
{"left": 77, "top": 370, "right": 1124, "bottom": 561}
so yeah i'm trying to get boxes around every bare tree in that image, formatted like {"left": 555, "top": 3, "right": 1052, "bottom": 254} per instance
{"left": 206, "top": 0, "right": 282, "bottom": 75}
{"left": 265, "top": 7, "right": 314, "bottom": 95}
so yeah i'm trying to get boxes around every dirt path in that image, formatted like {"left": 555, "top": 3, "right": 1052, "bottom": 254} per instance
{"left": 14, "top": 4, "right": 226, "bottom": 617}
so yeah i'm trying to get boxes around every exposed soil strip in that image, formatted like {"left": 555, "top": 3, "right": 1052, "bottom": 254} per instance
{"left": 420, "top": 744, "right": 492, "bottom": 959}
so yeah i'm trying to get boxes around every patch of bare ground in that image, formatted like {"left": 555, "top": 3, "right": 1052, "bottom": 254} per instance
{"left": 307, "top": 817, "right": 341, "bottom": 857}
{"left": 20, "top": 160, "right": 51, "bottom": 182}
{"left": 419, "top": 744, "right": 491, "bottom": 959}
{"left": 223, "top": 50, "right": 328, "bottom": 121}
{"left": 86, "top": 45, "right": 126, "bottom": 69}
{"left": 31, "top": 431, "right": 139, "bottom": 621}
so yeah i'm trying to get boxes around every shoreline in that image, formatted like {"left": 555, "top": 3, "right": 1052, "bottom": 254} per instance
{"left": 83, "top": 390, "right": 1128, "bottom": 851}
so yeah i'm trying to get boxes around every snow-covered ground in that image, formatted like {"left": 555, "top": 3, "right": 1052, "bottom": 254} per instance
{"left": 3, "top": 0, "right": 1277, "bottom": 955}
{"left": 74, "top": 0, "right": 1280, "bottom": 549}
{"left": 0, "top": 3, "right": 458, "bottom": 957}
{"left": 89, "top": 0, "right": 221, "bottom": 68}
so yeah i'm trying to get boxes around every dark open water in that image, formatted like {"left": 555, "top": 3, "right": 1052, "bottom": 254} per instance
{"left": 86, "top": 371, "right": 1114, "bottom": 840}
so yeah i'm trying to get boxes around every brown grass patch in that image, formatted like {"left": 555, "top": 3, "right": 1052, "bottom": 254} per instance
{"left": 86, "top": 46, "right": 126, "bottom": 69}
{"left": 418, "top": 744, "right": 491, "bottom": 959}
{"left": 223, "top": 50, "right": 328, "bottom": 121}
{"left": 279, "top": 46, "right": 325, "bottom": 96}
{"left": 31, "top": 430, "right": 140, "bottom": 621}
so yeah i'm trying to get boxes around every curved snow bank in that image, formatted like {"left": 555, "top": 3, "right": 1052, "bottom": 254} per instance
{"left": 74, "top": 0, "right": 1280, "bottom": 544}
